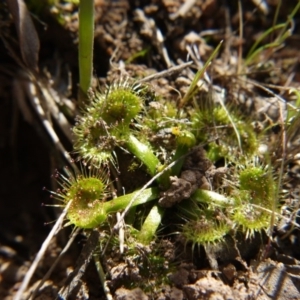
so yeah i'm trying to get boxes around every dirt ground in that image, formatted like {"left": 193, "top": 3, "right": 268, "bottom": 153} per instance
{"left": 1, "top": 0, "right": 300, "bottom": 299}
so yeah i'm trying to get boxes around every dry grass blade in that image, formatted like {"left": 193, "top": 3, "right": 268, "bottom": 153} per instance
{"left": 251, "top": 0, "right": 269, "bottom": 15}
{"left": 30, "top": 228, "right": 81, "bottom": 300}
{"left": 13, "top": 201, "right": 72, "bottom": 300}
{"left": 137, "top": 61, "right": 193, "bottom": 83}
{"left": 6, "top": 0, "right": 40, "bottom": 72}
{"left": 169, "top": 0, "right": 197, "bottom": 20}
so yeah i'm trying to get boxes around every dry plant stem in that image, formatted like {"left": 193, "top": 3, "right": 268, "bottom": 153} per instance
{"left": 117, "top": 212, "right": 125, "bottom": 253}
{"left": 1, "top": 35, "right": 76, "bottom": 168}
{"left": 0, "top": 35, "right": 27, "bottom": 69}
{"left": 29, "top": 87, "right": 76, "bottom": 169}
{"left": 250, "top": 204, "right": 300, "bottom": 230}
{"left": 155, "top": 26, "right": 171, "bottom": 68}
{"left": 223, "top": 5, "right": 233, "bottom": 67}
{"left": 94, "top": 255, "right": 113, "bottom": 300}
{"left": 186, "top": 45, "right": 201, "bottom": 69}
{"left": 6, "top": 0, "right": 40, "bottom": 72}
{"left": 244, "top": 78, "right": 294, "bottom": 109}
{"left": 35, "top": 80, "right": 74, "bottom": 140}
{"left": 134, "top": 9, "right": 171, "bottom": 67}
{"left": 26, "top": 77, "right": 73, "bottom": 141}
{"left": 252, "top": 0, "right": 269, "bottom": 14}
{"left": 169, "top": 0, "right": 197, "bottom": 20}
{"left": 19, "top": 76, "right": 78, "bottom": 172}
{"left": 13, "top": 78, "right": 33, "bottom": 124}
{"left": 14, "top": 201, "right": 72, "bottom": 300}
{"left": 137, "top": 61, "right": 193, "bottom": 83}
{"left": 30, "top": 227, "right": 81, "bottom": 300}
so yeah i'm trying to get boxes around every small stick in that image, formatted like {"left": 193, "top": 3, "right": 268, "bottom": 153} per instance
{"left": 94, "top": 255, "right": 113, "bottom": 300}
{"left": 14, "top": 201, "right": 72, "bottom": 300}
{"left": 117, "top": 212, "right": 125, "bottom": 254}
{"left": 137, "top": 61, "right": 193, "bottom": 83}
{"left": 134, "top": 9, "right": 172, "bottom": 67}
{"left": 169, "top": 0, "right": 197, "bottom": 20}
{"left": 23, "top": 79, "right": 79, "bottom": 173}
{"left": 29, "top": 227, "right": 80, "bottom": 300}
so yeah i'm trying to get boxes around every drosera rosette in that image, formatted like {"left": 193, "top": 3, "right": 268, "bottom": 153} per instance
{"left": 50, "top": 165, "right": 160, "bottom": 229}
{"left": 178, "top": 199, "right": 231, "bottom": 250}
{"left": 182, "top": 212, "right": 230, "bottom": 248}
{"left": 174, "top": 156, "right": 278, "bottom": 245}
{"left": 73, "top": 78, "right": 162, "bottom": 175}
{"left": 231, "top": 162, "right": 277, "bottom": 238}
{"left": 73, "top": 79, "right": 146, "bottom": 166}
{"left": 190, "top": 104, "right": 259, "bottom": 163}
{"left": 51, "top": 165, "right": 111, "bottom": 228}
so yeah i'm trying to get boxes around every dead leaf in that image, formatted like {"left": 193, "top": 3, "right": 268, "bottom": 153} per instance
{"left": 6, "top": 0, "right": 40, "bottom": 72}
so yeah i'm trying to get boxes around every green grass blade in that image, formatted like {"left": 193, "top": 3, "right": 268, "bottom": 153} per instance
{"left": 79, "top": 0, "right": 94, "bottom": 97}
{"left": 179, "top": 41, "right": 223, "bottom": 108}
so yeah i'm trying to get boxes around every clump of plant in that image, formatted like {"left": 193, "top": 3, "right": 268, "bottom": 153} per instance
{"left": 232, "top": 163, "right": 276, "bottom": 237}
{"left": 48, "top": 26, "right": 281, "bottom": 299}
{"left": 57, "top": 18, "right": 280, "bottom": 288}
{"left": 73, "top": 81, "right": 151, "bottom": 166}
{"left": 179, "top": 198, "right": 231, "bottom": 249}
{"left": 66, "top": 74, "right": 278, "bottom": 250}
{"left": 191, "top": 105, "right": 259, "bottom": 163}
{"left": 14, "top": 1, "right": 299, "bottom": 299}
{"left": 49, "top": 0, "right": 285, "bottom": 295}
{"left": 52, "top": 167, "right": 160, "bottom": 229}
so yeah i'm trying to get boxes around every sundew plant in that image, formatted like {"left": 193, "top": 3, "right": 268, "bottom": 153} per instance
{"left": 64, "top": 0, "right": 282, "bottom": 264}
{"left": 17, "top": 0, "right": 300, "bottom": 296}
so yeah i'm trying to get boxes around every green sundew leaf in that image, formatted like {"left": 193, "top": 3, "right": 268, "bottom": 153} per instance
{"left": 103, "top": 187, "right": 159, "bottom": 214}
{"left": 136, "top": 204, "right": 164, "bottom": 245}
{"left": 126, "top": 134, "right": 160, "bottom": 176}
